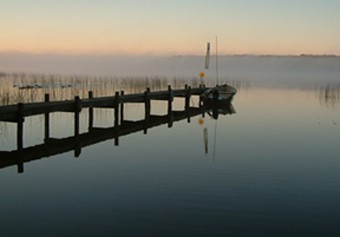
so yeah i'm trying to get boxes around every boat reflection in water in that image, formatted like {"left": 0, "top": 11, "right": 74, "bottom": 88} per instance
{"left": 201, "top": 98, "right": 236, "bottom": 157}
{"left": 0, "top": 100, "right": 236, "bottom": 173}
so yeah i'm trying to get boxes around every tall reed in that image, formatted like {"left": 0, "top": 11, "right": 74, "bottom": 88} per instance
{"left": 0, "top": 72, "right": 243, "bottom": 106}
{"left": 316, "top": 82, "right": 340, "bottom": 108}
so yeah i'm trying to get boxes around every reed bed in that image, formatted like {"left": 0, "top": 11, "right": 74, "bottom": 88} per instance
{"left": 0, "top": 72, "right": 242, "bottom": 106}
{"left": 316, "top": 82, "right": 340, "bottom": 108}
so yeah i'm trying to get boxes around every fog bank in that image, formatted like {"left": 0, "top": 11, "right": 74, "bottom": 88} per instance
{"left": 1, "top": 53, "right": 339, "bottom": 88}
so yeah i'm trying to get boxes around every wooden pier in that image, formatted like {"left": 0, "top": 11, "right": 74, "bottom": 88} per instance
{"left": 0, "top": 85, "right": 203, "bottom": 145}
{"left": 0, "top": 85, "right": 202, "bottom": 122}
{"left": 0, "top": 85, "right": 235, "bottom": 173}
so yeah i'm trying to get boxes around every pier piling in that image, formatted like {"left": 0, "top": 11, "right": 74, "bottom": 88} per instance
{"left": 88, "top": 91, "right": 94, "bottom": 130}
{"left": 44, "top": 94, "right": 50, "bottom": 140}
{"left": 144, "top": 88, "right": 151, "bottom": 134}
{"left": 74, "top": 96, "right": 81, "bottom": 137}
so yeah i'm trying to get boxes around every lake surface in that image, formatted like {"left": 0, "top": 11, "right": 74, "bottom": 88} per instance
{"left": 1, "top": 80, "right": 339, "bottom": 236}
{"left": 0, "top": 55, "right": 340, "bottom": 237}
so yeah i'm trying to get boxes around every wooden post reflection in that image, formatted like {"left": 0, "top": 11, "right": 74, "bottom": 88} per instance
{"left": 74, "top": 138, "right": 81, "bottom": 158}
{"left": 17, "top": 162, "right": 24, "bottom": 173}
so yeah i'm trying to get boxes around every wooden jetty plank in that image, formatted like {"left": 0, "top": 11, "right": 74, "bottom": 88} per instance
{"left": 0, "top": 100, "right": 77, "bottom": 121}
{"left": 120, "top": 93, "right": 146, "bottom": 103}
{"left": 82, "top": 96, "right": 116, "bottom": 108}
{"left": 0, "top": 104, "right": 21, "bottom": 122}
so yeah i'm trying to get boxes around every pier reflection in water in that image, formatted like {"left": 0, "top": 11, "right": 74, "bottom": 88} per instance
{"left": 0, "top": 100, "right": 236, "bottom": 173}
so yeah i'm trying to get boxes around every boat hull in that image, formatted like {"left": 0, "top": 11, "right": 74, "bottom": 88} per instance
{"left": 200, "top": 84, "right": 237, "bottom": 105}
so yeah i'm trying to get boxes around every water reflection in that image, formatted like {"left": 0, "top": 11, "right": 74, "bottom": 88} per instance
{"left": 0, "top": 102, "right": 236, "bottom": 173}
{"left": 315, "top": 82, "right": 340, "bottom": 108}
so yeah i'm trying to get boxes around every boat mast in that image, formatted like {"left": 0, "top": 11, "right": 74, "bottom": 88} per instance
{"left": 215, "top": 35, "right": 219, "bottom": 85}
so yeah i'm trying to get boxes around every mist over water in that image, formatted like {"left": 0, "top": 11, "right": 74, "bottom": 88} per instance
{"left": 1, "top": 53, "right": 339, "bottom": 88}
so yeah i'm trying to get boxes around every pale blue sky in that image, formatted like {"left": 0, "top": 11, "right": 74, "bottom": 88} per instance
{"left": 1, "top": 0, "right": 339, "bottom": 55}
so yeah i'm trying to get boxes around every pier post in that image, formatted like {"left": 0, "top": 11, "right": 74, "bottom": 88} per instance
{"left": 44, "top": 94, "right": 50, "bottom": 140}
{"left": 185, "top": 85, "right": 192, "bottom": 123}
{"left": 16, "top": 103, "right": 24, "bottom": 173}
{"left": 185, "top": 84, "right": 190, "bottom": 110}
{"left": 199, "top": 84, "right": 203, "bottom": 106}
{"left": 17, "top": 120, "right": 23, "bottom": 150}
{"left": 17, "top": 119, "right": 24, "bottom": 173}
{"left": 88, "top": 91, "right": 93, "bottom": 130}
{"left": 120, "top": 91, "right": 125, "bottom": 123}
{"left": 114, "top": 91, "right": 120, "bottom": 127}
{"left": 144, "top": 87, "right": 151, "bottom": 134}
{"left": 114, "top": 91, "right": 120, "bottom": 146}
{"left": 74, "top": 96, "right": 81, "bottom": 137}
{"left": 17, "top": 103, "right": 24, "bottom": 151}
{"left": 167, "top": 85, "right": 173, "bottom": 128}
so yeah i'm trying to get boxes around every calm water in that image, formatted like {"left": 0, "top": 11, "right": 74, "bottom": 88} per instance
{"left": 0, "top": 83, "right": 340, "bottom": 236}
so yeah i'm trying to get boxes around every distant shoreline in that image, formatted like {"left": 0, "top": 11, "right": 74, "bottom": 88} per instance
{"left": 0, "top": 51, "right": 339, "bottom": 58}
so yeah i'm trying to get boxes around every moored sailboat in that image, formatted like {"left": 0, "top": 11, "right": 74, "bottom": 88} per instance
{"left": 200, "top": 37, "right": 237, "bottom": 104}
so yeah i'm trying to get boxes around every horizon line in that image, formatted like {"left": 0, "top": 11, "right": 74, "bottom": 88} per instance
{"left": 1, "top": 50, "right": 339, "bottom": 58}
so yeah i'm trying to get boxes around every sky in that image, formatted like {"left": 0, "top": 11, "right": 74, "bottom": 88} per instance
{"left": 1, "top": 0, "right": 340, "bottom": 55}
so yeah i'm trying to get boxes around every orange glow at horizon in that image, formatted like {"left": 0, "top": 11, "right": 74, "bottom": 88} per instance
{"left": 1, "top": 36, "right": 338, "bottom": 56}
